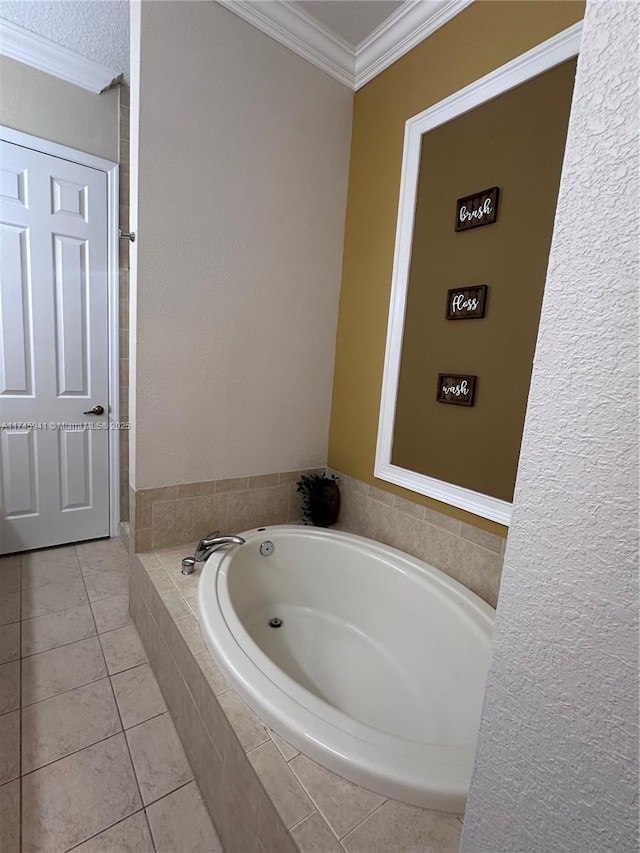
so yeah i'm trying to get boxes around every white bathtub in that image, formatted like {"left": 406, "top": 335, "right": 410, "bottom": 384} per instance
{"left": 198, "top": 525, "right": 494, "bottom": 812}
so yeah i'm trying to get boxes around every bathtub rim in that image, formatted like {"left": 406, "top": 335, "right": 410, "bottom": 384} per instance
{"left": 198, "top": 524, "right": 494, "bottom": 812}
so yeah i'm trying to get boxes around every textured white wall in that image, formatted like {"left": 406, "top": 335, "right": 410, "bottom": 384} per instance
{"left": 0, "top": 55, "right": 119, "bottom": 161}
{"left": 132, "top": 1, "right": 353, "bottom": 490}
{"left": 462, "top": 2, "right": 639, "bottom": 851}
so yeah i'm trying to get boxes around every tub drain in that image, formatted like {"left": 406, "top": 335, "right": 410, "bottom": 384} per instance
{"left": 268, "top": 617, "right": 283, "bottom": 628}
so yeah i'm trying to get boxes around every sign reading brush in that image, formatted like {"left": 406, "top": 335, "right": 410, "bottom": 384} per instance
{"left": 455, "top": 187, "right": 499, "bottom": 232}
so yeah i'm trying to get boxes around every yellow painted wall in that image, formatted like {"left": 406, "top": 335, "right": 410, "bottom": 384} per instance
{"left": 393, "top": 59, "right": 576, "bottom": 503}
{"left": 327, "top": 0, "right": 585, "bottom": 536}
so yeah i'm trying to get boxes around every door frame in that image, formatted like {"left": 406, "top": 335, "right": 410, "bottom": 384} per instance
{"left": 1, "top": 124, "right": 121, "bottom": 538}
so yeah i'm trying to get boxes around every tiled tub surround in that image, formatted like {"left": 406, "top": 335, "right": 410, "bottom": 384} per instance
{"left": 129, "top": 467, "right": 504, "bottom": 607}
{"left": 129, "top": 469, "right": 322, "bottom": 553}
{"left": 329, "top": 471, "right": 506, "bottom": 608}
{"left": 130, "top": 546, "right": 465, "bottom": 853}
{"left": 0, "top": 538, "right": 222, "bottom": 853}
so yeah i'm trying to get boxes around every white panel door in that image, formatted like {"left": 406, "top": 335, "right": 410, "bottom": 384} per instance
{"left": 0, "top": 140, "right": 110, "bottom": 554}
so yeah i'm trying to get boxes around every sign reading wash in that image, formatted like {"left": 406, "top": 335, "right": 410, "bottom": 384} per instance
{"left": 437, "top": 374, "right": 477, "bottom": 407}
{"left": 455, "top": 187, "right": 499, "bottom": 232}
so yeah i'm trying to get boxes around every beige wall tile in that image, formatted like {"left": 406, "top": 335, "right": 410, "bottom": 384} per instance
{"left": 111, "top": 663, "right": 168, "bottom": 730}
{"left": 424, "top": 507, "right": 461, "bottom": 535}
{"left": 291, "top": 811, "right": 342, "bottom": 853}
{"left": 342, "top": 801, "right": 462, "bottom": 853}
{"left": 227, "top": 490, "right": 262, "bottom": 532}
{"left": 458, "top": 520, "right": 505, "bottom": 554}
{"left": 146, "top": 781, "right": 223, "bottom": 853}
{"left": 177, "top": 481, "right": 217, "bottom": 498}
{"left": 100, "top": 625, "right": 148, "bottom": 675}
{"left": 368, "top": 484, "right": 396, "bottom": 507}
{"left": 0, "top": 591, "right": 20, "bottom": 628}
{"left": 289, "top": 755, "right": 384, "bottom": 840}
{"left": 125, "top": 712, "right": 193, "bottom": 805}
{"left": 219, "top": 734, "right": 262, "bottom": 853}
{"left": 278, "top": 470, "right": 307, "bottom": 484}
{"left": 194, "top": 652, "right": 229, "bottom": 696}
{"left": 191, "top": 494, "right": 229, "bottom": 542}
{"left": 257, "top": 790, "right": 299, "bottom": 853}
{"left": 135, "top": 529, "right": 152, "bottom": 553}
{"left": 392, "top": 494, "right": 425, "bottom": 521}
{"left": 249, "top": 474, "right": 279, "bottom": 489}
{"left": 218, "top": 691, "right": 269, "bottom": 752}
{"left": 136, "top": 487, "right": 179, "bottom": 530}
{"left": 449, "top": 538, "right": 503, "bottom": 609}
{"left": 248, "top": 741, "right": 314, "bottom": 830}
{"left": 268, "top": 729, "right": 299, "bottom": 762}
{"left": 152, "top": 500, "right": 192, "bottom": 550}
{"left": 215, "top": 477, "right": 249, "bottom": 494}
{"left": 287, "top": 483, "right": 304, "bottom": 523}
{"left": 162, "top": 590, "right": 192, "bottom": 622}
{"left": 259, "top": 485, "right": 290, "bottom": 527}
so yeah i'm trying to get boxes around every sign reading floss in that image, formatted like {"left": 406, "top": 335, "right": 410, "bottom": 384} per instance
{"left": 446, "top": 285, "right": 488, "bottom": 320}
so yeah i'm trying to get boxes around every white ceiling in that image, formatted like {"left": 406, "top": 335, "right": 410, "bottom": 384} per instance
{"left": 0, "top": 1, "right": 410, "bottom": 80}
{"left": 0, "top": 0, "right": 470, "bottom": 92}
{"left": 294, "top": 1, "right": 406, "bottom": 47}
{"left": 0, "top": 0, "right": 129, "bottom": 77}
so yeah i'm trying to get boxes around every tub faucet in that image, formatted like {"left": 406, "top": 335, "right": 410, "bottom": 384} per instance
{"left": 182, "top": 531, "right": 245, "bottom": 574}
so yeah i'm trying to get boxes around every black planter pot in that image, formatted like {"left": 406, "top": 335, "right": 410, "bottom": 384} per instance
{"left": 308, "top": 481, "right": 341, "bottom": 528}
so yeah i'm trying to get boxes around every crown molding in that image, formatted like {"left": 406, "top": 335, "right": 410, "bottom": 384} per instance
{"left": 217, "top": 0, "right": 354, "bottom": 87}
{"left": 0, "top": 18, "right": 120, "bottom": 93}
{"left": 355, "top": 0, "right": 475, "bottom": 89}
{"left": 217, "top": 0, "right": 473, "bottom": 90}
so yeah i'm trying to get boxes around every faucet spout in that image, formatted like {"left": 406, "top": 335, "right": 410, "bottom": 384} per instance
{"left": 194, "top": 533, "right": 245, "bottom": 565}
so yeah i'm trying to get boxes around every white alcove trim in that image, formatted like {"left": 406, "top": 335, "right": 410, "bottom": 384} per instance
{"left": 374, "top": 21, "right": 583, "bottom": 527}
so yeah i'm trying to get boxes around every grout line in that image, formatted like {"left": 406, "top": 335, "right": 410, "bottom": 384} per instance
{"left": 103, "top": 657, "right": 156, "bottom": 851}
{"left": 63, "top": 807, "right": 147, "bottom": 853}
{"left": 21, "top": 629, "right": 98, "bottom": 660}
{"left": 143, "top": 777, "right": 194, "bottom": 810}
{"left": 20, "top": 670, "right": 110, "bottom": 711}
{"left": 287, "top": 809, "right": 321, "bottom": 834}
{"left": 339, "top": 798, "right": 388, "bottom": 842}
{"left": 286, "top": 763, "right": 364, "bottom": 843}
{"left": 21, "top": 700, "right": 125, "bottom": 777}
{"left": 20, "top": 595, "right": 91, "bottom": 623}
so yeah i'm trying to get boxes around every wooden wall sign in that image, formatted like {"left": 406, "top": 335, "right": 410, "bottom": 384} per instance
{"left": 446, "top": 285, "right": 488, "bottom": 320}
{"left": 455, "top": 187, "right": 499, "bottom": 231}
{"left": 437, "top": 374, "right": 477, "bottom": 406}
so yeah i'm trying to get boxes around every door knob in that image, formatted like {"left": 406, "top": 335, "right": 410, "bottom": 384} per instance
{"left": 83, "top": 405, "right": 105, "bottom": 415}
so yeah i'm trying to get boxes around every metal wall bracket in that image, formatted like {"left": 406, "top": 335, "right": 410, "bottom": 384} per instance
{"left": 119, "top": 229, "right": 136, "bottom": 242}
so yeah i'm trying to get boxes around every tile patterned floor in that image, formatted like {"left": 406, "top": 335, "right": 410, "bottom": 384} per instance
{"left": 0, "top": 539, "right": 223, "bottom": 853}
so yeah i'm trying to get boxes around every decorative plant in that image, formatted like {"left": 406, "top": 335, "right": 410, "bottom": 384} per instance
{"left": 296, "top": 473, "right": 340, "bottom": 528}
